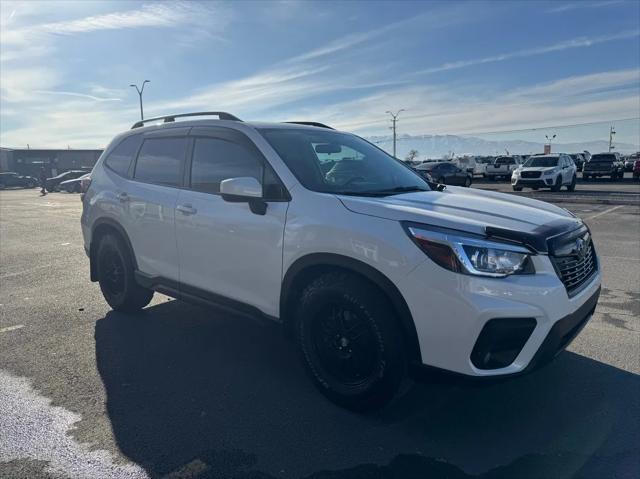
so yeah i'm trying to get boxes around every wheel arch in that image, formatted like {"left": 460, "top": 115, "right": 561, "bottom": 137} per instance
{"left": 280, "top": 253, "right": 422, "bottom": 364}
{"left": 89, "top": 218, "right": 137, "bottom": 282}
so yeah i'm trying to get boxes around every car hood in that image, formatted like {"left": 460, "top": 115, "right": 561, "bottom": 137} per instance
{"left": 518, "top": 167, "right": 556, "bottom": 173}
{"left": 337, "top": 186, "right": 583, "bottom": 252}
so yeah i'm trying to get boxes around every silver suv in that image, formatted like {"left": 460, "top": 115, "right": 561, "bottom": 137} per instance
{"left": 82, "top": 112, "right": 601, "bottom": 411}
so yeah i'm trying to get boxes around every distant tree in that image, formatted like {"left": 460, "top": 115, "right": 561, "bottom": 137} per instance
{"left": 405, "top": 149, "right": 419, "bottom": 162}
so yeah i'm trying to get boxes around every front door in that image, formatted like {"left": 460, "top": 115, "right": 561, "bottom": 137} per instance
{"left": 175, "top": 128, "right": 289, "bottom": 318}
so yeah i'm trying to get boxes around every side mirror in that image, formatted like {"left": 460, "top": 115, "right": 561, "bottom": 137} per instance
{"left": 220, "top": 177, "right": 267, "bottom": 215}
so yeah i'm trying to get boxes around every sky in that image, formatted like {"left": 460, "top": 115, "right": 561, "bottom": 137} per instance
{"left": 1, "top": 0, "right": 639, "bottom": 150}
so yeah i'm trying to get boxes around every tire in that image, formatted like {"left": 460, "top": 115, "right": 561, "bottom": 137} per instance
{"left": 295, "top": 272, "right": 406, "bottom": 412}
{"left": 567, "top": 175, "right": 576, "bottom": 191}
{"left": 512, "top": 186, "right": 523, "bottom": 191}
{"left": 437, "top": 177, "right": 445, "bottom": 185}
{"left": 74, "top": 183, "right": 81, "bottom": 193}
{"left": 96, "top": 233, "right": 153, "bottom": 312}
{"left": 27, "top": 181, "right": 36, "bottom": 189}
{"left": 610, "top": 173, "right": 617, "bottom": 181}
{"left": 464, "top": 177, "right": 471, "bottom": 187}
{"left": 551, "top": 176, "right": 562, "bottom": 192}
{"left": 583, "top": 174, "right": 590, "bottom": 181}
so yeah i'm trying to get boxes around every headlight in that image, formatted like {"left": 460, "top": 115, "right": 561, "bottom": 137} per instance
{"left": 405, "top": 225, "right": 534, "bottom": 277}
{"left": 543, "top": 169, "right": 556, "bottom": 176}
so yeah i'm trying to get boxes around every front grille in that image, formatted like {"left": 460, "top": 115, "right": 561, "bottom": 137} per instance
{"left": 551, "top": 239, "right": 597, "bottom": 295}
{"left": 521, "top": 171, "right": 541, "bottom": 179}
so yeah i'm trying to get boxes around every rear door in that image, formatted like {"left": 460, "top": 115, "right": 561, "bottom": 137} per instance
{"left": 124, "top": 130, "right": 189, "bottom": 283}
{"left": 174, "top": 127, "right": 289, "bottom": 317}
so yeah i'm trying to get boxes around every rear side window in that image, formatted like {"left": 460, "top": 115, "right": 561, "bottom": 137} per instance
{"left": 134, "top": 137, "right": 187, "bottom": 187}
{"left": 104, "top": 135, "right": 140, "bottom": 176}
{"left": 190, "top": 138, "right": 263, "bottom": 194}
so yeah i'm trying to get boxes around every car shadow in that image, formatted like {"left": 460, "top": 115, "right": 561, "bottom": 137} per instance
{"left": 95, "top": 301, "right": 639, "bottom": 479}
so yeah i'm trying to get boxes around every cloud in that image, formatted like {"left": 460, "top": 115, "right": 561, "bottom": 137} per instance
{"left": 547, "top": 0, "right": 624, "bottom": 14}
{"left": 1, "top": 3, "right": 224, "bottom": 45}
{"left": 274, "top": 68, "right": 640, "bottom": 137}
{"left": 416, "top": 29, "right": 640, "bottom": 75}
{"left": 32, "top": 90, "right": 122, "bottom": 102}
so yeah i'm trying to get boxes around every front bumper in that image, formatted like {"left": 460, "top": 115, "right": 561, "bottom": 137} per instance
{"left": 512, "top": 177, "right": 555, "bottom": 188}
{"left": 399, "top": 253, "right": 601, "bottom": 376}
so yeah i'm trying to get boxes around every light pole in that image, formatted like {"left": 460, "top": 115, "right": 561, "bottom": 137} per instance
{"left": 545, "top": 134, "right": 556, "bottom": 153}
{"left": 130, "top": 80, "right": 150, "bottom": 121}
{"left": 608, "top": 125, "right": 616, "bottom": 152}
{"left": 386, "top": 109, "right": 405, "bottom": 158}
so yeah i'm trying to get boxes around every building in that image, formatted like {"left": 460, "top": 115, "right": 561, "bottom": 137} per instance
{"left": 0, "top": 148, "right": 103, "bottom": 177}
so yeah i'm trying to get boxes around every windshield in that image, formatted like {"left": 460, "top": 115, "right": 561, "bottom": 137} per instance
{"left": 590, "top": 154, "right": 616, "bottom": 162}
{"left": 495, "top": 157, "right": 514, "bottom": 165}
{"left": 259, "top": 128, "right": 431, "bottom": 195}
{"left": 524, "top": 157, "right": 559, "bottom": 167}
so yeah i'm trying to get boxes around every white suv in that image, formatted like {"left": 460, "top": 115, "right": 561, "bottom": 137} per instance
{"left": 82, "top": 112, "right": 601, "bottom": 411}
{"left": 512, "top": 154, "right": 577, "bottom": 192}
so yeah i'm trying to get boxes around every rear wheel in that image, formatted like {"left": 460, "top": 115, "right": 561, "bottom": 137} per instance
{"left": 295, "top": 272, "right": 406, "bottom": 412}
{"left": 96, "top": 234, "right": 153, "bottom": 312}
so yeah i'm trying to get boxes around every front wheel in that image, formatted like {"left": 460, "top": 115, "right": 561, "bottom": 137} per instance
{"left": 96, "top": 234, "right": 153, "bottom": 312}
{"left": 295, "top": 272, "right": 406, "bottom": 412}
{"left": 551, "top": 176, "right": 562, "bottom": 191}
{"left": 567, "top": 175, "right": 577, "bottom": 191}
{"left": 512, "top": 186, "right": 523, "bottom": 191}
{"left": 464, "top": 177, "right": 471, "bottom": 187}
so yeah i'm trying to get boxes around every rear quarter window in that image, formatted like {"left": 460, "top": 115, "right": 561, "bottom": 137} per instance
{"left": 104, "top": 135, "right": 141, "bottom": 177}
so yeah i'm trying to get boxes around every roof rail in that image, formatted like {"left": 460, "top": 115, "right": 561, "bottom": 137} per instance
{"left": 131, "top": 112, "right": 242, "bottom": 129}
{"left": 284, "top": 121, "right": 334, "bottom": 130}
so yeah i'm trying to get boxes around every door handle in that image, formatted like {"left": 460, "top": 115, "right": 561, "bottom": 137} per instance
{"left": 177, "top": 204, "right": 197, "bottom": 215}
{"left": 117, "top": 192, "right": 129, "bottom": 203}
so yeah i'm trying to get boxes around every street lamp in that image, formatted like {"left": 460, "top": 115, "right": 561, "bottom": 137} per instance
{"left": 545, "top": 134, "right": 556, "bottom": 153}
{"left": 386, "top": 109, "right": 405, "bottom": 158}
{"left": 130, "top": 80, "right": 150, "bottom": 121}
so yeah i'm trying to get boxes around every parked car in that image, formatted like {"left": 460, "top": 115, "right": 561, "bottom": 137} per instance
{"left": 512, "top": 154, "right": 577, "bottom": 192}
{"left": 624, "top": 152, "right": 639, "bottom": 172}
{"left": 633, "top": 159, "right": 640, "bottom": 180}
{"left": 569, "top": 153, "right": 585, "bottom": 171}
{"left": 416, "top": 161, "right": 472, "bottom": 186}
{"left": 582, "top": 153, "right": 624, "bottom": 180}
{"left": 82, "top": 112, "right": 601, "bottom": 411}
{"left": 60, "top": 173, "right": 91, "bottom": 193}
{"left": 485, "top": 156, "right": 520, "bottom": 180}
{"left": 0, "top": 172, "right": 37, "bottom": 189}
{"left": 45, "top": 169, "right": 91, "bottom": 192}
{"left": 452, "top": 157, "right": 483, "bottom": 176}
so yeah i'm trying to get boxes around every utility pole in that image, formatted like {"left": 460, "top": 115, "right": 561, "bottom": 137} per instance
{"left": 130, "top": 80, "right": 150, "bottom": 120}
{"left": 608, "top": 125, "right": 616, "bottom": 152}
{"left": 385, "top": 109, "right": 405, "bottom": 158}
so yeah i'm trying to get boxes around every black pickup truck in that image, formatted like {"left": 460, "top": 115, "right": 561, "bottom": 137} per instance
{"left": 583, "top": 153, "right": 625, "bottom": 180}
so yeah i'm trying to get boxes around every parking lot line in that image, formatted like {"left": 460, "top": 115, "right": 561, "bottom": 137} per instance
{"left": 583, "top": 205, "right": 625, "bottom": 220}
{"left": 0, "top": 325, "right": 25, "bottom": 334}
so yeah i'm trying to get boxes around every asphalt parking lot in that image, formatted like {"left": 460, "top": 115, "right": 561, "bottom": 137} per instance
{"left": 1, "top": 187, "right": 638, "bottom": 479}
